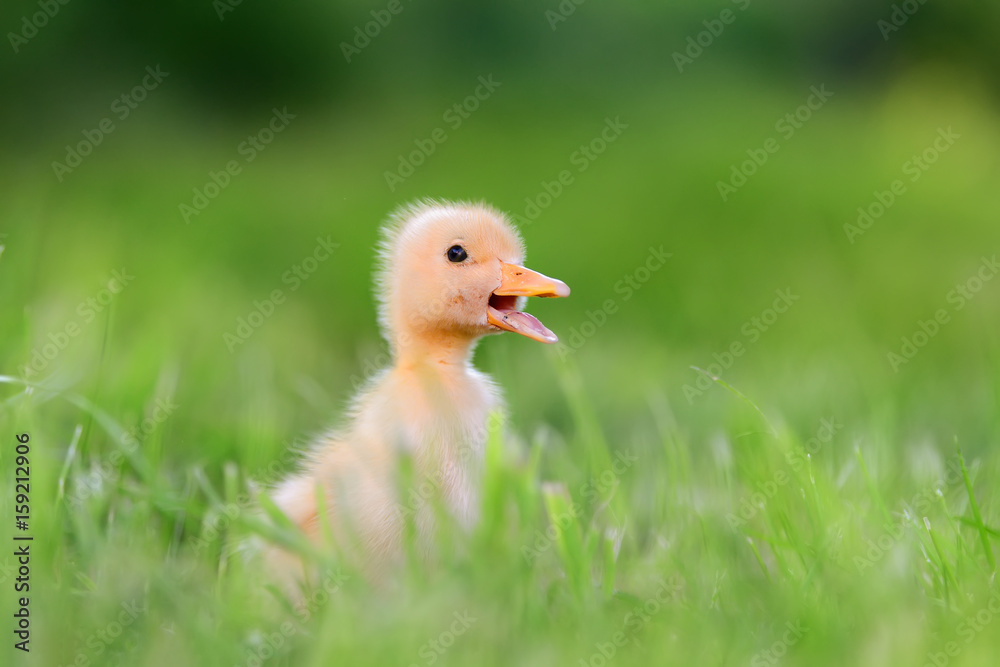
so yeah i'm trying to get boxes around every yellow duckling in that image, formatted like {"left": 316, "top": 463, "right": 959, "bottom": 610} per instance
{"left": 265, "top": 199, "right": 569, "bottom": 583}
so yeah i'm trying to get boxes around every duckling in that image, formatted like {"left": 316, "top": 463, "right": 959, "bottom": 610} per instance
{"left": 264, "top": 199, "right": 569, "bottom": 584}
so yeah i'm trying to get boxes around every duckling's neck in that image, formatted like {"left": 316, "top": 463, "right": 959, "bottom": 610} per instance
{"left": 389, "top": 333, "right": 493, "bottom": 437}
{"left": 393, "top": 331, "right": 479, "bottom": 369}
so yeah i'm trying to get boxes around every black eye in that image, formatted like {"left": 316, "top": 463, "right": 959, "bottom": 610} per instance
{"left": 446, "top": 245, "right": 468, "bottom": 263}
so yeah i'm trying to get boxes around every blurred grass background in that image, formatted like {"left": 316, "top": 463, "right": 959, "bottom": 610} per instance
{"left": 1, "top": 1, "right": 1000, "bottom": 665}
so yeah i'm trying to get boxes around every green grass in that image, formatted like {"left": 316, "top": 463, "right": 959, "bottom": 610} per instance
{"left": 3, "top": 362, "right": 999, "bottom": 667}
{"left": 2, "top": 71, "right": 1000, "bottom": 666}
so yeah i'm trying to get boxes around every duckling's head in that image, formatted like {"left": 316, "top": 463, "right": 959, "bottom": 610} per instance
{"left": 376, "top": 200, "right": 570, "bottom": 356}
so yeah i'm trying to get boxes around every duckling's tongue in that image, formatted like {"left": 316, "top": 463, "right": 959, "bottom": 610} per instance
{"left": 487, "top": 305, "right": 559, "bottom": 344}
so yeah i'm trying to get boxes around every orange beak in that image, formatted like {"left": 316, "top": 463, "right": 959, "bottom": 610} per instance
{"left": 487, "top": 261, "right": 570, "bottom": 343}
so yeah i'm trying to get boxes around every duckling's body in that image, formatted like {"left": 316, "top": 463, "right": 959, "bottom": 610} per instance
{"left": 265, "top": 200, "right": 568, "bottom": 583}
{"left": 272, "top": 359, "right": 499, "bottom": 570}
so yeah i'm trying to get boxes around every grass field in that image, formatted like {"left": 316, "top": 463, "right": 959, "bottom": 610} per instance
{"left": 2, "top": 68, "right": 1000, "bottom": 666}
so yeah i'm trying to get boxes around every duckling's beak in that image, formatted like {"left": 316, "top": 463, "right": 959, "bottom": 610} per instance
{"left": 487, "top": 261, "right": 570, "bottom": 344}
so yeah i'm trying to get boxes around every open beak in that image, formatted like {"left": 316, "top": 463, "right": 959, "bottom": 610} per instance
{"left": 487, "top": 261, "right": 570, "bottom": 343}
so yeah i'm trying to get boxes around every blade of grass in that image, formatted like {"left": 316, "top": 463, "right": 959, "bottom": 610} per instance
{"left": 55, "top": 423, "right": 83, "bottom": 504}
{"left": 855, "top": 446, "right": 893, "bottom": 527}
{"left": 956, "top": 444, "right": 996, "bottom": 571}
{"left": 689, "top": 367, "right": 777, "bottom": 437}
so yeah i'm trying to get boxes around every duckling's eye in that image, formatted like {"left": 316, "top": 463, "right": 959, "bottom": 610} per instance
{"left": 446, "top": 245, "right": 468, "bottom": 263}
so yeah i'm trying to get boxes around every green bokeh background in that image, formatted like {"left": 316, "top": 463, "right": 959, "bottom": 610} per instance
{"left": 3, "top": 0, "right": 998, "bottom": 451}
{"left": 2, "top": 1, "right": 1000, "bottom": 665}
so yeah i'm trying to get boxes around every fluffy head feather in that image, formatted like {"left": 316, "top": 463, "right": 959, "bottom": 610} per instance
{"left": 374, "top": 199, "right": 526, "bottom": 354}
